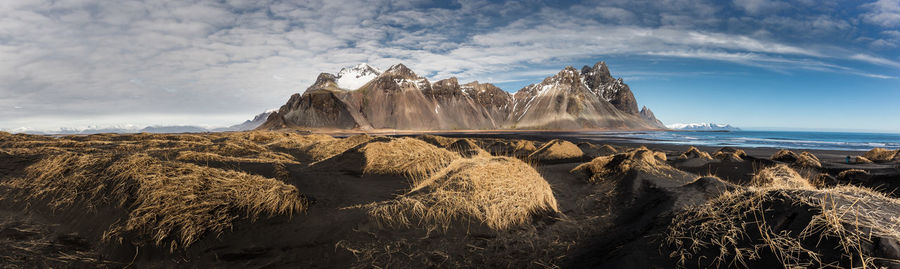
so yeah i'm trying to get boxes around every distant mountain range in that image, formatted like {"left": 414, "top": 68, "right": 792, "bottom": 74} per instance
{"left": 260, "top": 61, "right": 666, "bottom": 131}
{"left": 18, "top": 110, "right": 276, "bottom": 135}
{"left": 667, "top": 123, "right": 740, "bottom": 131}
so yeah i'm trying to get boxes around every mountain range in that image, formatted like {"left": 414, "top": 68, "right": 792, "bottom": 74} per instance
{"left": 667, "top": 123, "right": 740, "bottom": 131}
{"left": 260, "top": 61, "right": 665, "bottom": 131}
{"left": 18, "top": 110, "right": 276, "bottom": 135}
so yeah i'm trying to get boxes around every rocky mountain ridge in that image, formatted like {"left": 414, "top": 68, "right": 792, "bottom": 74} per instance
{"left": 260, "top": 61, "right": 665, "bottom": 131}
{"left": 667, "top": 122, "right": 740, "bottom": 131}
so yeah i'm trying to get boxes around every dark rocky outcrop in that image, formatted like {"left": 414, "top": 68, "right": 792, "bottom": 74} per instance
{"left": 581, "top": 62, "right": 639, "bottom": 115}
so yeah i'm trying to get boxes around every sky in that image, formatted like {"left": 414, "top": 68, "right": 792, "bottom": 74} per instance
{"left": 1, "top": 0, "right": 899, "bottom": 133}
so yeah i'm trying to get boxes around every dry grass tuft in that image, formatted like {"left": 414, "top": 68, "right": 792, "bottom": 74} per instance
{"left": 667, "top": 185, "right": 900, "bottom": 268}
{"left": 796, "top": 151, "right": 822, "bottom": 168}
{"left": 304, "top": 134, "right": 375, "bottom": 161}
{"left": 417, "top": 134, "right": 457, "bottom": 148}
{"left": 599, "top": 144, "right": 617, "bottom": 154}
{"left": 360, "top": 138, "right": 461, "bottom": 180}
{"left": 864, "top": 148, "right": 899, "bottom": 162}
{"left": 772, "top": 149, "right": 799, "bottom": 163}
{"left": 837, "top": 169, "right": 869, "bottom": 181}
{"left": 175, "top": 150, "right": 297, "bottom": 164}
{"left": 571, "top": 146, "right": 679, "bottom": 183}
{"left": 446, "top": 138, "right": 490, "bottom": 158}
{"left": 713, "top": 151, "right": 744, "bottom": 162}
{"left": 577, "top": 142, "right": 618, "bottom": 158}
{"left": 368, "top": 156, "right": 559, "bottom": 231}
{"left": 749, "top": 164, "right": 814, "bottom": 189}
{"left": 483, "top": 139, "right": 537, "bottom": 158}
{"left": 719, "top": 147, "right": 747, "bottom": 158}
{"left": 678, "top": 146, "right": 712, "bottom": 160}
{"left": 713, "top": 147, "right": 746, "bottom": 162}
{"left": 771, "top": 149, "right": 821, "bottom": 168}
{"left": 1, "top": 152, "right": 306, "bottom": 252}
{"left": 528, "top": 139, "right": 583, "bottom": 162}
{"left": 264, "top": 133, "right": 336, "bottom": 158}
{"left": 854, "top": 156, "right": 874, "bottom": 164}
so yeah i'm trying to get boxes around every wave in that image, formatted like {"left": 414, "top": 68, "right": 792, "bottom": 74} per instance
{"left": 602, "top": 131, "right": 900, "bottom": 151}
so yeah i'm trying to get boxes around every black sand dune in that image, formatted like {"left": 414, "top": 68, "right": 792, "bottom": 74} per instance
{"left": 1, "top": 130, "right": 899, "bottom": 268}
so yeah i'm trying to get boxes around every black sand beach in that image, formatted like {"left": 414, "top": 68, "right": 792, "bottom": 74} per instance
{"left": 1, "top": 130, "right": 899, "bottom": 268}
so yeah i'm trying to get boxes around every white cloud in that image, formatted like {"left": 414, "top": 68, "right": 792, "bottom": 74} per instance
{"left": 862, "top": 0, "right": 900, "bottom": 27}
{"left": 849, "top": 53, "right": 900, "bottom": 68}
{"left": 0, "top": 0, "right": 897, "bottom": 131}
{"left": 733, "top": 0, "right": 788, "bottom": 14}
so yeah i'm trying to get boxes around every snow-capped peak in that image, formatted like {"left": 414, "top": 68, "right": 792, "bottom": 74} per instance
{"left": 335, "top": 63, "right": 382, "bottom": 90}
{"left": 667, "top": 122, "right": 740, "bottom": 131}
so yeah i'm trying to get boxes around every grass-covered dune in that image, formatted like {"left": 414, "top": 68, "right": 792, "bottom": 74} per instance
{"left": 1, "top": 130, "right": 899, "bottom": 268}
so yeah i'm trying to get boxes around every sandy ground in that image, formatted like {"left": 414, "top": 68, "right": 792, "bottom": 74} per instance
{"left": 1, "top": 131, "right": 899, "bottom": 268}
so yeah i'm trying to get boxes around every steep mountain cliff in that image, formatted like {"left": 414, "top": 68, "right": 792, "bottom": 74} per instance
{"left": 215, "top": 109, "right": 278, "bottom": 131}
{"left": 639, "top": 106, "right": 666, "bottom": 128}
{"left": 260, "top": 61, "right": 663, "bottom": 131}
{"left": 510, "top": 67, "right": 652, "bottom": 129}
{"left": 581, "top": 62, "right": 639, "bottom": 115}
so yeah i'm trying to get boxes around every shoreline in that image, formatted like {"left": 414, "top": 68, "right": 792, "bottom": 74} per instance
{"left": 361, "top": 131, "right": 882, "bottom": 163}
{"left": 286, "top": 128, "right": 898, "bottom": 152}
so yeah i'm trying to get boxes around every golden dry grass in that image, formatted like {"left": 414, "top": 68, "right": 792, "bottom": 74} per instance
{"left": 304, "top": 134, "right": 374, "bottom": 161}
{"left": 864, "top": 148, "right": 899, "bottom": 162}
{"left": 796, "top": 151, "right": 822, "bottom": 168}
{"left": 175, "top": 150, "right": 298, "bottom": 164}
{"left": 528, "top": 139, "right": 583, "bottom": 162}
{"left": 837, "top": 169, "right": 869, "bottom": 181}
{"left": 368, "top": 156, "right": 559, "bottom": 231}
{"left": 713, "top": 147, "right": 746, "bottom": 162}
{"left": 750, "top": 164, "right": 815, "bottom": 188}
{"left": 854, "top": 156, "right": 873, "bottom": 164}
{"left": 712, "top": 147, "right": 747, "bottom": 157}
{"left": 1, "top": 152, "right": 306, "bottom": 252}
{"left": 599, "top": 144, "right": 617, "bottom": 154}
{"left": 446, "top": 138, "right": 490, "bottom": 158}
{"left": 749, "top": 164, "right": 814, "bottom": 189}
{"left": 577, "top": 142, "right": 618, "bottom": 158}
{"left": 483, "top": 139, "right": 538, "bottom": 157}
{"left": 571, "top": 146, "right": 680, "bottom": 183}
{"left": 771, "top": 149, "right": 821, "bottom": 168}
{"left": 264, "top": 133, "right": 335, "bottom": 158}
{"left": 359, "top": 137, "right": 461, "bottom": 181}
{"left": 772, "top": 149, "right": 798, "bottom": 162}
{"left": 713, "top": 151, "right": 744, "bottom": 162}
{"left": 667, "top": 185, "right": 900, "bottom": 268}
{"left": 678, "top": 146, "right": 712, "bottom": 160}
{"left": 417, "top": 134, "right": 457, "bottom": 148}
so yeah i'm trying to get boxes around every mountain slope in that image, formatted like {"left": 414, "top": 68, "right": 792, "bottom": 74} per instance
{"left": 510, "top": 67, "right": 653, "bottom": 129}
{"left": 639, "top": 106, "right": 666, "bottom": 129}
{"left": 215, "top": 109, "right": 277, "bottom": 131}
{"left": 345, "top": 64, "right": 441, "bottom": 130}
{"left": 261, "top": 61, "right": 663, "bottom": 131}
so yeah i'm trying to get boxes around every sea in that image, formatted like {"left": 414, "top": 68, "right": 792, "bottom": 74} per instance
{"left": 579, "top": 130, "right": 900, "bottom": 151}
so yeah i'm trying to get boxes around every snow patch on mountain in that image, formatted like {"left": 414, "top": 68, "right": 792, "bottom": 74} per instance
{"left": 335, "top": 63, "right": 381, "bottom": 90}
{"left": 667, "top": 123, "right": 741, "bottom": 131}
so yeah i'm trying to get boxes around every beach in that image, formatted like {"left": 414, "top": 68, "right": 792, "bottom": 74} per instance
{"left": 1, "top": 130, "right": 899, "bottom": 268}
